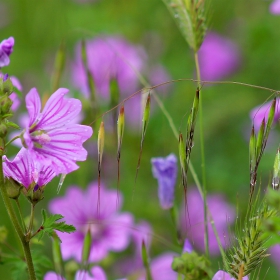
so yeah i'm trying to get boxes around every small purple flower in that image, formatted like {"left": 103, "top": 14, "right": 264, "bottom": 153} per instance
{"left": 151, "top": 154, "right": 177, "bottom": 209}
{"left": 180, "top": 188, "right": 235, "bottom": 255}
{"left": 270, "top": 0, "right": 280, "bottom": 14}
{"left": 250, "top": 99, "right": 280, "bottom": 131}
{"left": 212, "top": 270, "right": 248, "bottom": 280}
{"left": 138, "top": 253, "right": 177, "bottom": 280}
{"left": 182, "top": 238, "right": 193, "bottom": 253}
{"left": 198, "top": 32, "right": 240, "bottom": 81}
{"left": 44, "top": 266, "right": 106, "bottom": 280}
{"left": 49, "top": 182, "right": 133, "bottom": 263}
{"left": 22, "top": 87, "right": 93, "bottom": 175}
{"left": 3, "top": 148, "right": 56, "bottom": 189}
{"left": 0, "top": 37, "right": 14, "bottom": 67}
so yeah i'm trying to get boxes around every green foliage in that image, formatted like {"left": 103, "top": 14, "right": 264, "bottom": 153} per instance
{"left": 172, "top": 252, "right": 212, "bottom": 279}
{"left": 226, "top": 200, "right": 277, "bottom": 278}
{"left": 162, "top": 0, "right": 207, "bottom": 51}
{"left": 37, "top": 209, "right": 76, "bottom": 241}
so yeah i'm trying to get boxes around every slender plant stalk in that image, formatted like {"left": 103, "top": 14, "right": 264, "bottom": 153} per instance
{"left": 194, "top": 51, "right": 209, "bottom": 258}
{"left": 5, "top": 135, "right": 20, "bottom": 147}
{"left": 15, "top": 199, "right": 27, "bottom": 233}
{"left": 27, "top": 204, "right": 35, "bottom": 235}
{"left": 0, "top": 157, "right": 36, "bottom": 280}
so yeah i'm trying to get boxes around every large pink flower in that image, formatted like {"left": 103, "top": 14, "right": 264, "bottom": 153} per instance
{"left": 22, "top": 88, "right": 93, "bottom": 175}
{"left": 49, "top": 182, "right": 133, "bottom": 263}
{"left": 3, "top": 148, "right": 56, "bottom": 189}
{"left": 0, "top": 37, "right": 14, "bottom": 67}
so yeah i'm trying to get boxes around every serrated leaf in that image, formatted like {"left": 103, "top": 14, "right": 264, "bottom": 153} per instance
{"left": 37, "top": 210, "right": 75, "bottom": 241}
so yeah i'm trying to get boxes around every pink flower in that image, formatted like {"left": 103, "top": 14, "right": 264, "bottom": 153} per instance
{"left": 138, "top": 253, "right": 177, "bottom": 280}
{"left": 212, "top": 270, "right": 248, "bottom": 280}
{"left": 49, "top": 182, "right": 133, "bottom": 263}
{"left": 72, "top": 36, "right": 146, "bottom": 99}
{"left": 269, "top": 245, "right": 280, "bottom": 274}
{"left": 250, "top": 99, "right": 280, "bottom": 131}
{"left": 3, "top": 148, "right": 56, "bottom": 189}
{"left": 270, "top": 0, "right": 280, "bottom": 14}
{"left": 44, "top": 266, "right": 106, "bottom": 280}
{"left": 22, "top": 88, "right": 93, "bottom": 175}
{"left": 198, "top": 32, "right": 240, "bottom": 81}
{"left": 180, "top": 188, "right": 235, "bottom": 255}
{"left": 0, "top": 37, "right": 14, "bottom": 67}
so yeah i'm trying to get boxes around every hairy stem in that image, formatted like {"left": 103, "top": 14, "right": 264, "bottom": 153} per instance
{"left": 0, "top": 156, "right": 36, "bottom": 280}
{"left": 194, "top": 51, "right": 209, "bottom": 258}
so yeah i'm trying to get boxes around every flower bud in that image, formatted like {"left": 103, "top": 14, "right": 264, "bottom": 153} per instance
{"left": 0, "top": 76, "right": 13, "bottom": 96}
{"left": 0, "top": 122, "right": 8, "bottom": 138}
{"left": 5, "top": 178, "right": 22, "bottom": 199}
{"left": 0, "top": 94, "right": 12, "bottom": 115}
{"left": 24, "top": 184, "right": 45, "bottom": 205}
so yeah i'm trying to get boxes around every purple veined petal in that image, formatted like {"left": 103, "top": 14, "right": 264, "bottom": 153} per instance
{"left": 36, "top": 88, "right": 82, "bottom": 130}
{"left": 25, "top": 88, "right": 42, "bottom": 126}
{"left": 270, "top": 0, "right": 280, "bottom": 14}
{"left": 3, "top": 148, "right": 33, "bottom": 188}
{"left": 0, "top": 37, "right": 14, "bottom": 67}
{"left": 3, "top": 148, "right": 56, "bottom": 188}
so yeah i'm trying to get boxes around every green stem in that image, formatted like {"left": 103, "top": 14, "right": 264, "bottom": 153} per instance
{"left": 0, "top": 156, "right": 36, "bottom": 280}
{"left": 5, "top": 135, "right": 20, "bottom": 147}
{"left": 27, "top": 204, "right": 35, "bottom": 236}
{"left": 194, "top": 51, "right": 209, "bottom": 258}
{"left": 15, "top": 199, "right": 27, "bottom": 233}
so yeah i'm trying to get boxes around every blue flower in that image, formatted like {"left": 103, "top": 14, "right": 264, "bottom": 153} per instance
{"left": 151, "top": 154, "right": 177, "bottom": 209}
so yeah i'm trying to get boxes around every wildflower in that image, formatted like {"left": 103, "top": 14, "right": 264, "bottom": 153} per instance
{"left": 0, "top": 37, "right": 14, "bottom": 67}
{"left": 49, "top": 182, "right": 133, "bottom": 262}
{"left": 212, "top": 270, "right": 248, "bottom": 280}
{"left": 3, "top": 148, "right": 56, "bottom": 189}
{"left": 151, "top": 154, "right": 177, "bottom": 209}
{"left": 270, "top": 0, "right": 280, "bottom": 14}
{"left": 44, "top": 266, "right": 106, "bottom": 280}
{"left": 22, "top": 87, "right": 93, "bottom": 175}
{"left": 138, "top": 253, "right": 177, "bottom": 280}
{"left": 250, "top": 99, "right": 280, "bottom": 131}
{"left": 198, "top": 32, "right": 240, "bottom": 81}
{"left": 72, "top": 36, "right": 146, "bottom": 99}
{"left": 180, "top": 188, "right": 235, "bottom": 255}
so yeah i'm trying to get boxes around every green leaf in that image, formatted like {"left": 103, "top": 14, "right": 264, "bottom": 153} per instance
{"left": 37, "top": 210, "right": 76, "bottom": 241}
{"left": 5, "top": 121, "right": 20, "bottom": 129}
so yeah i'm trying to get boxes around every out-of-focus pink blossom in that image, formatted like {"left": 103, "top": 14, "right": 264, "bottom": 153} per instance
{"left": 250, "top": 99, "right": 280, "bottom": 131}
{"left": 198, "top": 32, "right": 240, "bottom": 81}
{"left": 138, "top": 253, "right": 177, "bottom": 280}
{"left": 269, "top": 245, "right": 280, "bottom": 273}
{"left": 180, "top": 188, "right": 235, "bottom": 256}
{"left": 49, "top": 182, "right": 133, "bottom": 263}
{"left": 270, "top": 0, "right": 280, "bottom": 14}
{"left": 23, "top": 88, "right": 93, "bottom": 175}
{"left": 44, "top": 266, "right": 107, "bottom": 280}
{"left": 0, "top": 37, "right": 14, "bottom": 67}
{"left": 212, "top": 270, "right": 248, "bottom": 280}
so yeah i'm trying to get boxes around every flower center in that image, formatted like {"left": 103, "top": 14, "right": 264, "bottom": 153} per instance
{"left": 31, "top": 131, "right": 51, "bottom": 147}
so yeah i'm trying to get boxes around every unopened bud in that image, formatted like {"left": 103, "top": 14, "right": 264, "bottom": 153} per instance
{"left": 0, "top": 122, "right": 8, "bottom": 138}
{"left": 24, "top": 184, "right": 45, "bottom": 205}
{"left": 0, "top": 94, "right": 12, "bottom": 115}
{"left": 6, "top": 178, "right": 22, "bottom": 199}
{"left": 0, "top": 76, "right": 13, "bottom": 95}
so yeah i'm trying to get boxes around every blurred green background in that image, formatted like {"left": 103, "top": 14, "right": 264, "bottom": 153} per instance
{"left": 0, "top": 0, "right": 280, "bottom": 278}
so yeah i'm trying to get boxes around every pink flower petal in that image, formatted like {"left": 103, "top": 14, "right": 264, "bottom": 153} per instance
{"left": 26, "top": 88, "right": 41, "bottom": 126}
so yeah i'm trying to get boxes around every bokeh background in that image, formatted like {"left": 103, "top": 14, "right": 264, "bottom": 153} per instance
{"left": 0, "top": 0, "right": 280, "bottom": 278}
